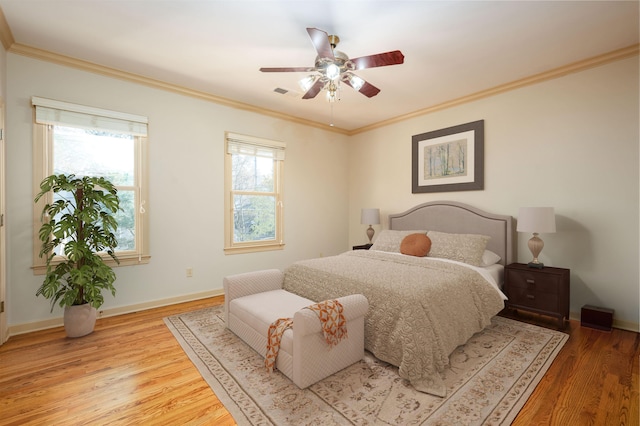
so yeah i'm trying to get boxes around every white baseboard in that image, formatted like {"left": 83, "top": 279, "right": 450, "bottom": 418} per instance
{"left": 8, "top": 295, "right": 638, "bottom": 338}
{"left": 7, "top": 289, "right": 224, "bottom": 338}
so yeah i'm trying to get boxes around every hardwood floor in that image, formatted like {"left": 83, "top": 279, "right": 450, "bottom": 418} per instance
{"left": 0, "top": 297, "right": 637, "bottom": 425}
{"left": 501, "top": 310, "right": 639, "bottom": 426}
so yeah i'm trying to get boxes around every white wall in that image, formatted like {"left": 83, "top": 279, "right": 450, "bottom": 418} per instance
{"left": 5, "top": 52, "right": 639, "bottom": 331}
{"left": 5, "top": 54, "right": 350, "bottom": 328}
{"left": 0, "top": 41, "right": 5, "bottom": 98}
{"left": 348, "top": 57, "right": 639, "bottom": 329}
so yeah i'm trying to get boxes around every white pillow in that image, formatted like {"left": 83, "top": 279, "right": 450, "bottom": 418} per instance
{"left": 481, "top": 250, "right": 502, "bottom": 267}
{"left": 427, "top": 231, "right": 490, "bottom": 266}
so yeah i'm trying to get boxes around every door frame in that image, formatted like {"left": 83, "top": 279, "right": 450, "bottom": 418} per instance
{"left": 0, "top": 100, "right": 7, "bottom": 344}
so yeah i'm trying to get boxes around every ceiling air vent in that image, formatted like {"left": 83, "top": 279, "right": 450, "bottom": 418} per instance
{"left": 273, "top": 87, "right": 301, "bottom": 98}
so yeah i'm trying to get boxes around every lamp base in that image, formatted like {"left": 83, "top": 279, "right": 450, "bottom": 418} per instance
{"left": 527, "top": 262, "right": 544, "bottom": 269}
{"left": 366, "top": 225, "right": 375, "bottom": 244}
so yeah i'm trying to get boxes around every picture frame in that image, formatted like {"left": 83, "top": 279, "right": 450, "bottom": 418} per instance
{"left": 412, "top": 120, "right": 484, "bottom": 193}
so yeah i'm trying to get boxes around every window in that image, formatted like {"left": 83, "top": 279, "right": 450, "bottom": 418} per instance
{"left": 224, "top": 132, "right": 285, "bottom": 253}
{"left": 32, "top": 97, "right": 149, "bottom": 273}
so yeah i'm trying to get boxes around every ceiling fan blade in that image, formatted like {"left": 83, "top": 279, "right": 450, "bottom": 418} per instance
{"left": 350, "top": 50, "right": 404, "bottom": 70}
{"left": 358, "top": 81, "right": 381, "bottom": 97}
{"left": 302, "top": 79, "right": 325, "bottom": 99}
{"left": 306, "top": 27, "right": 334, "bottom": 60}
{"left": 260, "top": 67, "right": 316, "bottom": 72}
{"left": 344, "top": 77, "right": 381, "bottom": 98}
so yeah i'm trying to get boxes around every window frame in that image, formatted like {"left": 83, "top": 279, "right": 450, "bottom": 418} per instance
{"left": 31, "top": 98, "right": 150, "bottom": 274}
{"left": 224, "top": 132, "right": 285, "bottom": 254}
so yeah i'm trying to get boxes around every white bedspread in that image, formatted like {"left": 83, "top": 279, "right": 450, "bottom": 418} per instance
{"left": 283, "top": 250, "right": 505, "bottom": 396}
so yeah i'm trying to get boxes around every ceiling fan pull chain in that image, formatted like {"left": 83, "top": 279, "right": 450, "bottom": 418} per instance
{"left": 330, "top": 103, "right": 334, "bottom": 127}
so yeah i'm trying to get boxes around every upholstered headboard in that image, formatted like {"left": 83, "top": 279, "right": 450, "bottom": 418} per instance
{"left": 388, "top": 201, "right": 515, "bottom": 266}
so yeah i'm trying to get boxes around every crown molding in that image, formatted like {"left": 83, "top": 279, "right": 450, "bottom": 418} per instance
{"left": 8, "top": 43, "right": 349, "bottom": 135}
{"left": 5, "top": 39, "right": 638, "bottom": 137}
{"left": 349, "top": 43, "right": 639, "bottom": 135}
{"left": 0, "top": 7, "right": 14, "bottom": 50}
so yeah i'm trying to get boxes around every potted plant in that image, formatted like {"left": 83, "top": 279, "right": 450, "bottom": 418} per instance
{"left": 35, "top": 174, "right": 121, "bottom": 337}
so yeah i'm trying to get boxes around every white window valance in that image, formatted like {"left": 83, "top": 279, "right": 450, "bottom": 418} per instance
{"left": 226, "top": 132, "right": 286, "bottom": 160}
{"left": 32, "top": 96, "right": 148, "bottom": 136}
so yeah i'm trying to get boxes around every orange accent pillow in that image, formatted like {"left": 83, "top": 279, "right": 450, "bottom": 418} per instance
{"left": 400, "top": 233, "right": 432, "bottom": 257}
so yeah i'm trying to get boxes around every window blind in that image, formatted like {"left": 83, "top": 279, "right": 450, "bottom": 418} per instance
{"left": 226, "top": 133, "right": 285, "bottom": 160}
{"left": 32, "top": 96, "right": 148, "bottom": 136}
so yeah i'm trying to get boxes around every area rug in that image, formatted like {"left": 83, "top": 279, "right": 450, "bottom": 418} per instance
{"left": 164, "top": 306, "right": 568, "bottom": 425}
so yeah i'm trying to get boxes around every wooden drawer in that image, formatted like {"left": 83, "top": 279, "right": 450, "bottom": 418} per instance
{"left": 503, "top": 263, "right": 570, "bottom": 329}
{"left": 505, "top": 269, "right": 560, "bottom": 294}
{"left": 507, "top": 286, "right": 559, "bottom": 312}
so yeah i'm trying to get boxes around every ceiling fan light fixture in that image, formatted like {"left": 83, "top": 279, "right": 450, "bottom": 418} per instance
{"left": 326, "top": 63, "right": 341, "bottom": 81}
{"left": 348, "top": 74, "right": 365, "bottom": 91}
{"left": 299, "top": 75, "right": 317, "bottom": 92}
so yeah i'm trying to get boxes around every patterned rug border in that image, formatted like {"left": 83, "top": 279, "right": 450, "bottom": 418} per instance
{"left": 164, "top": 306, "right": 568, "bottom": 425}
{"left": 165, "top": 312, "right": 264, "bottom": 424}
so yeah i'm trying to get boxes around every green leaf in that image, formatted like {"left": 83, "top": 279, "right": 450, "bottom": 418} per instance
{"left": 35, "top": 173, "right": 121, "bottom": 311}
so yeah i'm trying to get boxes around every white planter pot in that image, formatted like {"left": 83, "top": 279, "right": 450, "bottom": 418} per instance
{"left": 64, "top": 304, "right": 97, "bottom": 338}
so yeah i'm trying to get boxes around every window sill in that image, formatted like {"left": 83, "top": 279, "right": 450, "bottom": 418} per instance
{"left": 32, "top": 254, "right": 151, "bottom": 275}
{"left": 224, "top": 243, "right": 285, "bottom": 255}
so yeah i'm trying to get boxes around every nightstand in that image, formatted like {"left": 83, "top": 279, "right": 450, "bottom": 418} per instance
{"left": 352, "top": 243, "right": 372, "bottom": 250}
{"left": 504, "top": 263, "right": 570, "bottom": 329}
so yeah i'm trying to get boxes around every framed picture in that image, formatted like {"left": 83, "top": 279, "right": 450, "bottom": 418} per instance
{"left": 412, "top": 120, "right": 484, "bottom": 193}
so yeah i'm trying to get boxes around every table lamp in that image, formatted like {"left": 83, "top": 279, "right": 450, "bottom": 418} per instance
{"left": 517, "top": 207, "right": 556, "bottom": 268}
{"left": 360, "top": 208, "right": 380, "bottom": 244}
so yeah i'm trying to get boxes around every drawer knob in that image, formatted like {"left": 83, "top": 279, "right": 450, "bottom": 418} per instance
{"left": 526, "top": 279, "right": 535, "bottom": 284}
{"left": 526, "top": 294, "right": 535, "bottom": 299}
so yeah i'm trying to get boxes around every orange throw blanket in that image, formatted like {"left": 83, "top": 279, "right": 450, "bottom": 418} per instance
{"left": 265, "top": 299, "right": 348, "bottom": 373}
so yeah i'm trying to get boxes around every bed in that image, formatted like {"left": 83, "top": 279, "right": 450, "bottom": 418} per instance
{"left": 282, "top": 201, "right": 515, "bottom": 396}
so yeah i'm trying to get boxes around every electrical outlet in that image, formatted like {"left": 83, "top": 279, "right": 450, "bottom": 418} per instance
{"left": 186, "top": 268, "right": 193, "bottom": 277}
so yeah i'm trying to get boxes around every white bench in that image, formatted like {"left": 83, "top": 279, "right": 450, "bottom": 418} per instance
{"left": 223, "top": 269, "right": 368, "bottom": 389}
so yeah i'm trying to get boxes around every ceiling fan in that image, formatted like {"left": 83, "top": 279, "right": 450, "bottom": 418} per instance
{"left": 260, "top": 28, "right": 404, "bottom": 101}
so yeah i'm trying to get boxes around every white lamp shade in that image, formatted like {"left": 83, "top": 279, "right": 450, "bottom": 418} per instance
{"left": 517, "top": 207, "right": 556, "bottom": 233}
{"left": 361, "top": 208, "right": 380, "bottom": 225}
